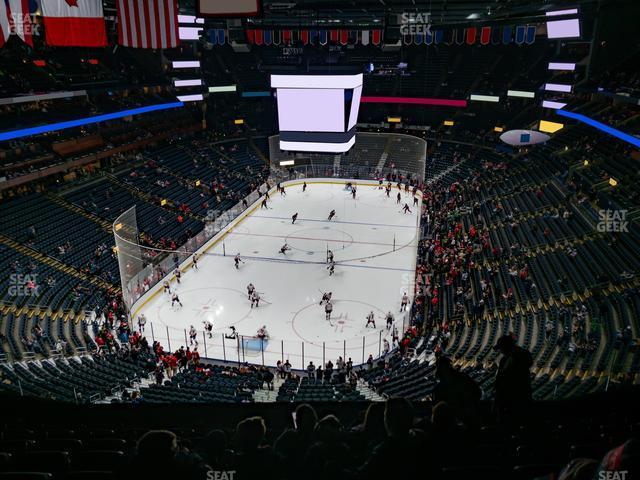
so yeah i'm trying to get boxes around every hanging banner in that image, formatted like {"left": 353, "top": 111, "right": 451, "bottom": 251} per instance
{"left": 361, "top": 30, "right": 369, "bottom": 46}
{"left": 443, "top": 29, "right": 454, "bottom": 45}
{"left": 372, "top": 29, "right": 381, "bottom": 45}
{"left": 525, "top": 25, "right": 536, "bottom": 44}
{"left": 515, "top": 25, "right": 525, "bottom": 44}
{"left": 465, "top": 27, "right": 477, "bottom": 45}
{"left": 319, "top": 30, "right": 328, "bottom": 45}
{"left": 425, "top": 30, "right": 433, "bottom": 45}
{"left": 264, "top": 30, "right": 272, "bottom": 46}
{"left": 300, "top": 30, "right": 309, "bottom": 45}
{"left": 480, "top": 26, "right": 491, "bottom": 45}
{"left": 255, "top": 29, "right": 263, "bottom": 45}
{"left": 454, "top": 28, "right": 464, "bottom": 45}
{"left": 491, "top": 26, "right": 501, "bottom": 44}
{"left": 339, "top": 29, "right": 348, "bottom": 45}
{"left": 246, "top": 29, "right": 255, "bottom": 44}
{"left": 502, "top": 25, "right": 512, "bottom": 44}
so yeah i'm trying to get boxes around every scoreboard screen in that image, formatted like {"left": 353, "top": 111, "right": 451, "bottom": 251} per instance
{"left": 271, "top": 74, "right": 363, "bottom": 153}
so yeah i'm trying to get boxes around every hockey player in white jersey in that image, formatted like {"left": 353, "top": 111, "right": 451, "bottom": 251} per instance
{"left": 400, "top": 292, "right": 409, "bottom": 312}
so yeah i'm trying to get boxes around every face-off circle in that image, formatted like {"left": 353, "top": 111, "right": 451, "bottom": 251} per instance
{"left": 285, "top": 227, "right": 355, "bottom": 255}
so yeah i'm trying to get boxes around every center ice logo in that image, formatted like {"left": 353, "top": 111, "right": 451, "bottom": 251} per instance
{"left": 192, "top": 298, "right": 217, "bottom": 319}
{"left": 332, "top": 312, "right": 353, "bottom": 333}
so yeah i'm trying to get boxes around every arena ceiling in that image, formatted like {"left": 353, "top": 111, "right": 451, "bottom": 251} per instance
{"left": 102, "top": 0, "right": 607, "bottom": 25}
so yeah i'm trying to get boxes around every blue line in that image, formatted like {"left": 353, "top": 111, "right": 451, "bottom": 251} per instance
{"left": 555, "top": 109, "right": 640, "bottom": 148}
{"left": 251, "top": 214, "right": 418, "bottom": 229}
{"left": 0, "top": 101, "right": 184, "bottom": 142}
{"left": 209, "top": 252, "right": 414, "bottom": 272}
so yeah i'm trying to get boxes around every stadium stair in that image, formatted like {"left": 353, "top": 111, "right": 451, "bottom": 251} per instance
{"left": 44, "top": 193, "right": 113, "bottom": 232}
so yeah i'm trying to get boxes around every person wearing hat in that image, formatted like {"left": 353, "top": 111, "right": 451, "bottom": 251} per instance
{"left": 493, "top": 334, "right": 533, "bottom": 425}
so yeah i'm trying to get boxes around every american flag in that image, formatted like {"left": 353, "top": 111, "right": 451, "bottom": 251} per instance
{"left": 116, "top": 0, "right": 179, "bottom": 49}
{"left": 0, "top": 0, "right": 34, "bottom": 48}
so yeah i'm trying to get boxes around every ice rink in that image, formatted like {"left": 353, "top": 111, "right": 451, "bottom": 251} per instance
{"left": 135, "top": 181, "right": 420, "bottom": 368}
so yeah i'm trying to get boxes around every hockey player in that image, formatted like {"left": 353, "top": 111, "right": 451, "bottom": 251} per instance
{"left": 327, "top": 250, "right": 334, "bottom": 263}
{"left": 402, "top": 203, "right": 412, "bottom": 214}
{"left": 413, "top": 196, "right": 419, "bottom": 207}
{"left": 303, "top": 182, "right": 307, "bottom": 192}
{"left": 257, "top": 325, "right": 269, "bottom": 339}
{"left": 325, "top": 300, "right": 333, "bottom": 320}
{"left": 385, "top": 311, "right": 394, "bottom": 330}
{"left": 292, "top": 212, "right": 298, "bottom": 224}
{"left": 396, "top": 192, "right": 402, "bottom": 204}
{"left": 261, "top": 198, "right": 268, "bottom": 209}
{"left": 251, "top": 290, "right": 260, "bottom": 308}
{"left": 234, "top": 253, "right": 243, "bottom": 269}
{"left": 203, "top": 320, "right": 213, "bottom": 338}
{"left": 189, "top": 325, "right": 198, "bottom": 346}
{"left": 378, "top": 179, "right": 384, "bottom": 189}
{"left": 319, "top": 291, "right": 332, "bottom": 306}
{"left": 365, "top": 311, "right": 376, "bottom": 328}
{"left": 276, "top": 182, "right": 281, "bottom": 193}
{"left": 279, "top": 243, "right": 291, "bottom": 255}
{"left": 281, "top": 186, "right": 286, "bottom": 197}
{"left": 174, "top": 268, "right": 182, "bottom": 284}
{"left": 328, "top": 209, "right": 336, "bottom": 221}
{"left": 385, "top": 185, "right": 391, "bottom": 197}
{"left": 163, "top": 280, "right": 171, "bottom": 294}
{"left": 400, "top": 292, "right": 409, "bottom": 312}
{"left": 351, "top": 186, "right": 357, "bottom": 199}
{"left": 192, "top": 253, "right": 199, "bottom": 270}
{"left": 225, "top": 326, "right": 237, "bottom": 339}
{"left": 137, "top": 313, "right": 147, "bottom": 333}
{"left": 247, "top": 283, "right": 255, "bottom": 300}
{"left": 327, "top": 261, "right": 335, "bottom": 276}
{"left": 171, "top": 293, "right": 183, "bottom": 308}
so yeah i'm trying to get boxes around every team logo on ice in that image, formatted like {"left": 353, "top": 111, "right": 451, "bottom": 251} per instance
{"left": 192, "top": 298, "right": 217, "bottom": 318}
{"left": 332, "top": 312, "right": 353, "bottom": 333}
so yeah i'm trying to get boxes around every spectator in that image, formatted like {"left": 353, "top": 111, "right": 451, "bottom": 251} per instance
{"left": 493, "top": 334, "right": 533, "bottom": 425}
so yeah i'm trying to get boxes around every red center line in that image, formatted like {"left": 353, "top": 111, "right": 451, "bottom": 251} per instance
{"left": 227, "top": 230, "right": 395, "bottom": 247}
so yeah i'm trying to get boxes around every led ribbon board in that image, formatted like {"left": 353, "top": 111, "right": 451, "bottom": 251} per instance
{"left": 361, "top": 96, "right": 467, "bottom": 107}
{"left": 0, "top": 102, "right": 184, "bottom": 142}
{"left": 555, "top": 110, "right": 640, "bottom": 148}
{"left": 271, "top": 74, "right": 363, "bottom": 153}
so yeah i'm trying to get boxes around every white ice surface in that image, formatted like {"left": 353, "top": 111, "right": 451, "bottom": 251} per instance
{"left": 138, "top": 182, "right": 420, "bottom": 368}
